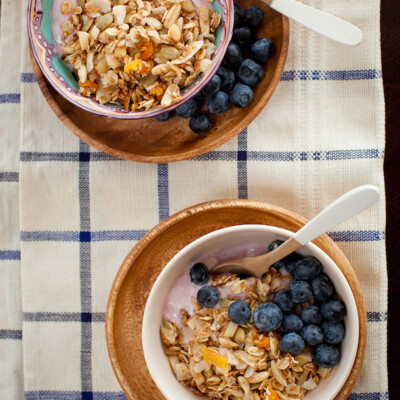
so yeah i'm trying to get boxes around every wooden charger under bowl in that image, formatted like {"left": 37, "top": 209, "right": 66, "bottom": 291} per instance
{"left": 105, "top": 199, "right": 367, "bottom": 400}
{"left": 30, "top": 0, "right": 289, "bottom": 162}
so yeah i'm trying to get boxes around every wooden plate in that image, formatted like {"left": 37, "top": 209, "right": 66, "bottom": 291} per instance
{"left": 105, "top": 199, "right": 367, "bottom": 400}
{"left": 30, "top": 0, "right": 289, "bottom": 163}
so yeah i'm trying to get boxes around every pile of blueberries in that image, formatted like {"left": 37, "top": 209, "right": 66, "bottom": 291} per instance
{"left": 154, "top": 3, "right": 276, "bottom": 134}
{"left": 189, "top": 240, "right": 347, "bottom": 369}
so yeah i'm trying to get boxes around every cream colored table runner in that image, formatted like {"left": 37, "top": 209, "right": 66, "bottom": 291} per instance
{"left": 0, "top": 0, "right": 387, "bottom": 398}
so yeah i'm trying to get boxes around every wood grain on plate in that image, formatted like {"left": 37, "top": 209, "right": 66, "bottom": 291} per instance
{"left": 105, "top": 200, "right": 367, "bottom": 400}
{"left": 30, "top": 0, "right": 289, "bottom": 163}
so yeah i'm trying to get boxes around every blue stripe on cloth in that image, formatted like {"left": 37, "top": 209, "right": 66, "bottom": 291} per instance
{"left": 157, "top": 164, "right": 169, "bottom": 221}
{"left": 21, "top": 231, "right": 80, "bottom": 241}
{"left": 20, "top": 149, "right": 385, "bottom": 163}
{"left": 0, "top": 172, "right": 19, "bottom": 182}
{"left": 0, "top": 93, "right": 20, "bottom": 103}
{"left": 20, "top": 229, "right": 383, "bottom": 243}
{"left": 91, "top": 230, "right": 146, "bottom": 241}
{"left": 21, "top": 311, "right": 384, "bottom": 323}
{"left": 194, "top": 151, "right": 238, "bottom": 161}
{"left": 21, "top": 73, "right": 37, "bottom": 83}
{"left": 25, "top": 392, "right": 127, "bottom": 400}
{"left": 23, "top": 312, "right": 105, "bottom": 322}
{"left": 237, "top": 129, "right": 248, "bottom": 199}
{"left": 328, "top": 230, "right": 385, "bottom": 242}
{"left": 0, "top": 329, "right": 22, "bottom": 339}
{"left": 348, "top": 393, "right": 389, "bottom": 400}
{"left": 247, "top": 149, "right": 384, "bottom": 162}
{"left": 367, "top": 311, "right": 388, "bottom": 322}
{"left": 280, "top": 69, "right": 382, "bottom": 81}
{"left": 0, "top": 250, "right": 20, "bottom": 260}
{"left": 20, "top": 152, "right": 81, "bottom": 162}
{"left": 78, "top": 141, "right": 93, "bottom": 393}
{"left": 20, "top": 230, "right": 146, "bottom": 242}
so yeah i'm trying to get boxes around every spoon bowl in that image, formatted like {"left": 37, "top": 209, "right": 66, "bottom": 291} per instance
{"left": 211, "top": 185, "right": 379, "bottom": 277}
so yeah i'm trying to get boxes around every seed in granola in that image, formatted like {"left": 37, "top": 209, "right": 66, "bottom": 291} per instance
{"left": 96, "top": 12, "right": 114, "bottom": 31}
{"left": 159, "top": 46, "right": 180, "bottom": 60}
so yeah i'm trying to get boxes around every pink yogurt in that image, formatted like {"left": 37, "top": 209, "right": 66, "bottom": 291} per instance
{"left": 52, "top": 0, "right": 78, "bottom": 55}
{"left": 163, "top": 242, "right": 288, "bottom": 326}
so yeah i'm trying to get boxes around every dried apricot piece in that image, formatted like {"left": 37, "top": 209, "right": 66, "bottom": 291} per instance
{"left": 202, "top": 346, "right": 228, "bottom": 375}
{"left": 124, "top": 60, "right": 153, "bottom": 76}
{"left": 254, "top": 336, "right": 270, "bottom": 348}
{"left": 140, "top": 40, "right": 153, "bottom": 60}
{"left": 266, "top": 386, "right": 279, "bottom": 400}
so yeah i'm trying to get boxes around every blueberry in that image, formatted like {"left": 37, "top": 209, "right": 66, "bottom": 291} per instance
{"left": 314, "top": 344, "right": 340, "bottom": 368}
{"left": 194, "top": 91, "right": 206, "bottom": 103}
{"left": 234, "top": 2, "right": 244, "bottom": 27}
{"left": 228, "top": 300, "right": 252, "bottom": 325}
{"left": 293, "top": 256, "right": 322, "bottom": 281}
{"left": 237, "top": 59, "right": 264, "bottom": 87}
{"left": 279, "top": 333, "right": 305, "bottom": 355}
{"left": 301, "top": 324, "right": 323, "bottom": 346}
{"left": 154, "top": 111, "right": 173, "bottom": 121}
{"left": 232, "top": 26, "right": 253, "bottom": 49}
{"left": 176, "top": 99, "right": 198, "bottom": 119}
{"left": 202, "top": 75, "right": 221, "bottom": 97}
{"left": 189, "top": 114, "right": 212, "bottom": 134}
{"left": 206, "top": 91, "right": 230, "bottom": 114}
{"left": 189, "top": 262, "right": 209, "bottom": 285}
{"left": 244, "top": 6, "right": 264, "bottom": 29}
{"left": 290, "top": 280, "right": 312, "bottom": 304}
{"left": 311, "top": 273, "right": 334, "bottom": 301}
{"left": 251, "top": 38, "right": 276, "bottom": 64}
{"left": 267, "top": 241, "right": 302, "bottom": 272}
{"left": 229, "top": 84, "right": 254, "bottom": 108}
{"left": 268, "top": 240, "right": 283, "bottom": 252}
{"left": 301, "top": 305, "right": 323, "bottom": 325}
{"left": 321, "top": 321, "right": 345, "bottom": 344}
{"left": 282, "top": 314, "right": 303, "bottom": 333}
{"left": 217, "top": 66, "right": 236, "bottom": 92}
{"left": 321, "top": 299, "right": 346, "bottom": 322}
{"left": 197, "top": 286, "right": 220, "bottom": 307}
{"left": 253, "top": 303, "right": 283, "bottom": 332}
{"left": 223, "top": 43, "right": 242, "bottom": 71}
{"left": 274, "top": 290, "right": 294, "bottom": 313}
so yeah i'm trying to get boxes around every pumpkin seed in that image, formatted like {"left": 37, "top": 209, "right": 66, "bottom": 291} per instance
{"left": 159, "top": 46, "right": 180, "bottom": 60}
{"left": 96, "top": 13, "right": 114, "bottom": 31}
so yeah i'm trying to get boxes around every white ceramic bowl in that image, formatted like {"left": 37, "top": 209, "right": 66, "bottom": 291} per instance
{"left": 142, "top": 224, "right": 359, "bottom": 400}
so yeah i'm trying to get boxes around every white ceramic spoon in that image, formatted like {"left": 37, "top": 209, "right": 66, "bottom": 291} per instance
{"left": 264, "top": 0, "right": 363, "bottom": 46}
{"left": 212, "top": 184, "right": 379, "bottom": 278}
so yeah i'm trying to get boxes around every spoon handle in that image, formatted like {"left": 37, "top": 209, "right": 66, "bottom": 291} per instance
{"left": 267, "top": 0, "right": 363, "bottom": 46}
{"left": 294, "top": 185, "right": 380, "bottom": 246}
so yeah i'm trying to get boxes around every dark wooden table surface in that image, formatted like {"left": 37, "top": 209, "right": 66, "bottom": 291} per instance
{"left": 382, "top": 0, "right": 399, "bottom": 397}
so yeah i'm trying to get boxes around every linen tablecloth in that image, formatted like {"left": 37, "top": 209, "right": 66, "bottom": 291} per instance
{"left": 0, "top": 0, "right": 387, "bottom": 398}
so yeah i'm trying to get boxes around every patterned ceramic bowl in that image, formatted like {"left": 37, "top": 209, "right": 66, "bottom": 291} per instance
{"left": 28, "top": 0, "right": 234, "bottom": 119}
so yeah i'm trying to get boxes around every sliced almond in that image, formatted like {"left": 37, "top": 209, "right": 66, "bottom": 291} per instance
{"left": 164, "top": 3, "right": 181, "bottom": 28}
{"left": 199, "top": 6, "right": 210, "bottom": 36}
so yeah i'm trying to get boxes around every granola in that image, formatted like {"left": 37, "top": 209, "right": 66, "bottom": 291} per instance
{"left": 161, "top": 270, "right": 333, "bottom": 400}
{"left": 59, "top": 0, "right": 221, "bottom": 110}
